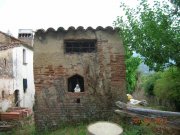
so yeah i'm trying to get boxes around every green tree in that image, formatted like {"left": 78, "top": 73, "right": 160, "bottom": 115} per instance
{"left": 170, "top": 0, "right": 180, "bottom": 8}
{"left": 114, "top": 0, "right": 180, "bottom": 71}
{"left": 125, "top": 52, "right": 141, "bottom": 93}
{"left": 142, "top": 72, "right": 161, "bottom": 96}
{"left": 117, "top": 24, "right": 141, "bottom": 93}
{"left": 154, "top": 67, "right": 180, "bottom": 110}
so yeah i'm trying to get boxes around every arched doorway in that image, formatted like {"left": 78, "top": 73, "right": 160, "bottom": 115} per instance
{"left": 14, "top": 90, "right": 20, "bottom": 107}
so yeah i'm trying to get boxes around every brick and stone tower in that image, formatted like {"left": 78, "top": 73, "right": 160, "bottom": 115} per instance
{"left": 18, "top": 29, "right": 34, "bottom": 46}
{"left": 33, "top": 26, "right": 126, "bottom": 131}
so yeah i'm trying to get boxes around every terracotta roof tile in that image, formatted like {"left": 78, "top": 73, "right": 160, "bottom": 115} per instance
{"left": 35, "top": 26, "right": 120, "bottom": 36}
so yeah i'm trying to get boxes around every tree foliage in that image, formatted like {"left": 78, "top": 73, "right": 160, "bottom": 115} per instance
{"left": 170, "top": 0, "right": 180, "bottom": 8}
{"left": 126, "top": 54, "right": 141, "bottom": 93}
{"left": 114, "top": 0, "right": 180, "bottom": 71}
{"left": 115, "top": 10, "right": 141, "bottom": 93}
{"left": 142, "top": 72, "right": 161, "bottom": 96}
{"left": 142, "top": 67, "right": 180, "bottom": 110}
{"left": 154, "top": 67, "right": 180, "bottom": 110}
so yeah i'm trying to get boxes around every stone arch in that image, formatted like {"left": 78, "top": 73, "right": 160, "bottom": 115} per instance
{"left": 67, "top": 74, "right": 84, "bottom": 92}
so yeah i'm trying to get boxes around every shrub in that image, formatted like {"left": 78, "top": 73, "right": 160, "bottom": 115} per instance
{"left": 154, "top": 67, "right": 180, "bottom": 111}
{"left": 142, "top": 72, "right": 161, "bottom": 96}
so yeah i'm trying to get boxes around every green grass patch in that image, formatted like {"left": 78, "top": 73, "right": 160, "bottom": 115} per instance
{"left": 2, "top": 118, "right": 172, "bottom": 135}
{"left": 0, "top": 122, "right": 157, "bottom": 135}
{"left": 48, "top": 124, "right": 86, "bottom": 135}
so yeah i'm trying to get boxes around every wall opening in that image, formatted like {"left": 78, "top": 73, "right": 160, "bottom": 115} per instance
{"left": 23, "top": 78, "right": 28, "bottom": 93}
{"left": 64, "top": 40, "right": 97, "bottom": 53}
{"left": 23, "top": 49, "right": 27, "bottom": 64}
{"left": 18, "top": 33, "right": 32, "bottom": 38}
{"left": 68, "top": 74, "right": 84, "bottom": 92}
{"left": 4, "top": 58, "right": 6, "bottom": 67}
{"left": 2, "top": 90, "right": 5, "bottom": 99}
{"left": 14, "top": 90, "right": 20, "bottom": 107}
{"left": 76, "top": 98, "right": 80, "bottom": 103}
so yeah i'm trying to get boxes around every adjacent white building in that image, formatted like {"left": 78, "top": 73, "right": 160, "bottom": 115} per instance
{"left": 0, "top": 30, "right": 35, "bottom": 112}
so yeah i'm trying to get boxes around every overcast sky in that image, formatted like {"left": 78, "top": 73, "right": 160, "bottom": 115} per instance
{"left": 0, "top": 0, "right": 137, "bottom": 37}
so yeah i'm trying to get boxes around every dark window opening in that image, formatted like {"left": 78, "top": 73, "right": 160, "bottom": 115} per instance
{"left": 2, "top": 91, "right": 5, "bottom": 99}
{"left": 14, "top": 90, "right": 19, "bottom": 107}
{"left": 68, "top": 74, "right": 84, "bottom": 92}
{"left": 18, "top": 33, "right": 32, "bottom": 38}
{"left": 23, "top": 49, "right": 27, "bottom": 64}
{"left": 65, "top": 40, "right": 97, "bottom": 53}
{"left": 4, "top": 58, "right": 6, "bottom": 67}
{"left": 76, "top": 98, "right": 80, "bottom": 103}
{"left": 23, "top": 79, "right": 28, "bottom": 93}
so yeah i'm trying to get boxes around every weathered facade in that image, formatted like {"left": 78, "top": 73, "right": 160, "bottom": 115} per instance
{"left": 33, "top": 26, "right": 126, "bottom": 130}
{"left": 0, "top": 30, "right": 35, "bottom": 112}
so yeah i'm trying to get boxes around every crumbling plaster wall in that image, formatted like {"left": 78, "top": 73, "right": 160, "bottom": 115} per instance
{"left": 0, "top": 49, "right": 13, "bottom": 77}
{"left": 34, "top": 27, "right": 126, "bottom": 130}
{"left": 0, "top": 49, "right": 14, "bottom": 111}
{"left": 0, "top": 31, "right": 35, "bottom": 111}
{"left": 0, "top": 46, "right": 35, "bottom": 111}
{"left": 12, "top": 47, "right": 35, "bottom": 108}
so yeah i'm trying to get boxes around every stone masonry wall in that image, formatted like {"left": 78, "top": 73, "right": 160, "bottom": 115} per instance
{"left": 33, "top": 27, "right": 126, "bottom": 131}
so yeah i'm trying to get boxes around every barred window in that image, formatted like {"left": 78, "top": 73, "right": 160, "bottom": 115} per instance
{"left": 64, "top": 40, "right": 96, "bottom": 53}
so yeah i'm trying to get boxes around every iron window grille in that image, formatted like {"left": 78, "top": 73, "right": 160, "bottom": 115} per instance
{"left": 64, "top": 40, "right": 97, "bottom": 53}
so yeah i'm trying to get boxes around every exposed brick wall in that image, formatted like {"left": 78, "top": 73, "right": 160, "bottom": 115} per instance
{"left": 33, "top": 27, "right": 126, "bottom": 131}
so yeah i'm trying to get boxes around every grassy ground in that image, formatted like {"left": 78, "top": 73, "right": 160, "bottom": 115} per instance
{"left": 0, "top": 121, "right": 157, "bottom": 135}
{"left": 0, "top": 116, "right": 177, "bottom": 135}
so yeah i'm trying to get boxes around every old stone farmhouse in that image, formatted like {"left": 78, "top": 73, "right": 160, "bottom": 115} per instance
{"left": 33, "top": 26, "right": 126, "bottom": 130}
{"left": 0, "top": 30, "right": 35, "bottom": 112}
